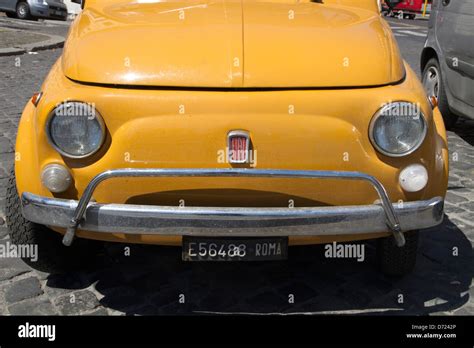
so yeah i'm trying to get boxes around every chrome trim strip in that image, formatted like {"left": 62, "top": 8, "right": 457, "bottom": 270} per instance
{"left": 21, "top": 193, "right": 443, "bottom": 237}
{"left": 22, "top": 169, "right": 419, "bottom": 246}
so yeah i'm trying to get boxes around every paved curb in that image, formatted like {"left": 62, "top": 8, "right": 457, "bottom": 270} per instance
{"left": 0, "top": 32, "right": 64, "bottom": 57}
{"left": 0, "top": 47, "right": 25, "bottom": 56}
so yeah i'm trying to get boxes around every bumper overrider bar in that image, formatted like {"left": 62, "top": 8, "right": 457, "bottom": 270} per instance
{"left": 20, "top": 169, "right": 445, "bottom": 247}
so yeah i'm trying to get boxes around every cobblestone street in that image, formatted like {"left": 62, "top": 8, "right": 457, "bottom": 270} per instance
{"left": 0, "top": 39, "right": 473, "bottom": 315}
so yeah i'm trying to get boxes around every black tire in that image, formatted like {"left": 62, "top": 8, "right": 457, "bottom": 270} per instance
{"left": 408, "top": 14, "right": 416, "bottom": 20}
{"left": 377, "top": 231, "right": 418, "bottom": 277}
{"left": 422, "top": 58, "right": 458, "bottom": 130}
{"left": 5, "top": 12, "right": 17, "bottom": 18}
{"left": 6, "top": 169, "right": 102, "bottom": 273}
{"left": 16, "top": 1, "right": 31, "bottom": 20}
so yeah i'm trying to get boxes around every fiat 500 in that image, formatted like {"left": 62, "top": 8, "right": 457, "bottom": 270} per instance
{"left": 6, "top": 0, "right": 448, "bottom": 276}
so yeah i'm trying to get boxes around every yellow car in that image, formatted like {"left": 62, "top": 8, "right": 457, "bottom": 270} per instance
{"left": 6, "top": 0, "right": 448, "bottom": 276}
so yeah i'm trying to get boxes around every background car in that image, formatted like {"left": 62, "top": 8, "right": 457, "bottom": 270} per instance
{"left": 421, "top": 0, "right": 474, "bottom": 129}
{"left": 0, "top": 0, "right": 67, "bottom": 21}
{"left": 382, "top": 0, "right": 431, "bottom": 19}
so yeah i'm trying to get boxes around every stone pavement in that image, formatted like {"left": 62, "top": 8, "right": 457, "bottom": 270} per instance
{"left": 0, "top": 14, "right": 68, "bottom": 56}
{"left": 0, "top": 49, "right": 473, "bottom": 316}
{"left": 0, "top": 27, "right": 51, "bottom": 49}
{"left": 0, "top": 12, "right": 71, "bottom": 37}
{"left": 0, "top": 27, "right": 65, "bottom": 56}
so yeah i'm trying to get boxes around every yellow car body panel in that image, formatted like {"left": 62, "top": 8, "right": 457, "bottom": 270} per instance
{"left": 14, "top": 0, "right": 448, "bottom": 246}
{"left": 62, "top": 0, "right": 404, "bottom": 88}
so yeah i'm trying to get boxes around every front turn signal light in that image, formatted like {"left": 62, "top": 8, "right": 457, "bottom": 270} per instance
{"left": 41, "top": 164, "right": 72, "bottom": 193}
{"left": 31, "top": 92, "right": 43, "bottom": 107}
{"left": 428, "top": 95, "right": 438, "bottom": 109}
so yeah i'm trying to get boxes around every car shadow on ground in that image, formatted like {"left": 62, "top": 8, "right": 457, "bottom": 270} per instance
{"left": 452, "top": 118, "right": 474, "bottom": 146}
{"left": 45, "top": 216, "right": 473, "bottom": 315}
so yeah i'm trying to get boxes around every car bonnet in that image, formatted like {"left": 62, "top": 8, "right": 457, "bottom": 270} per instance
{"left": 62, "top": 0, "right": 405, "bottom": 88}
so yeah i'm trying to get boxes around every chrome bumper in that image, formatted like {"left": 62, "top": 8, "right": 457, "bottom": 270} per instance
{"left": 20, "top": 169, "right": 445, "bottom": 247}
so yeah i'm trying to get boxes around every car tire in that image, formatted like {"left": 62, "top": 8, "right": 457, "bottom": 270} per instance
{"left": 377, "top": 230, "right": 418, "bottom": 277}
{"left": 6, "top": 12, "right": 17, "bottom": 18}
{"left": 422, "top": 58, "right": 458, "bottom": 130}
{"left": 6, "top": 169, "right": 102, "bottom": 273}
{"left": 16, "top": 1, "right": 31, "bottom": 20}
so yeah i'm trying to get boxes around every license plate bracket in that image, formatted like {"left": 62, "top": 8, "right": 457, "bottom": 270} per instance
{"left": 182, "top": 237, "right": 288, "bottom": 262}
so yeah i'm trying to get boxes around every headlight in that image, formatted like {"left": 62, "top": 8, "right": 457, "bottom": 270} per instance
{"left": 369, "top": 102, "right": 427, "bottom": 157}
{"left": 46, "top": 102, "right": 105, "bottom": 158}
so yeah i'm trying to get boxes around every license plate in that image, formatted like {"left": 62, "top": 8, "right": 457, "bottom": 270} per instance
{"left": 182, "top": 237, "right": 288, "bottom": 262}
{"left": 55, "top": 10, "right": 63, "bottom": 15}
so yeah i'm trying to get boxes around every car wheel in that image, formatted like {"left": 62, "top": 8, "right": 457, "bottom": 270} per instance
{"left": 16, "top": 1, "right": 31, "bottom": 20}
{"left": 422, "top": 58, "right": 458, "bottom": 129}
{"left": 6, "top": 12, "right": 17, "bottom": 18}
{"left": 408, "top": 14, "right": 416, "bottom": 20}
{"left": 6, "top": 169, "right": 102, "bottom": 273}
{"left": 377, "top": 231, "right": 418, "bottom": 277}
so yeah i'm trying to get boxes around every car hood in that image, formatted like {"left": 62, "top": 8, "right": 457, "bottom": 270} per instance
{"left": 62, "top": 0, "right": 405, "bottom": 88}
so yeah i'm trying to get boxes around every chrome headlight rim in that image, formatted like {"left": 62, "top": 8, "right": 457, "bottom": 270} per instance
{"left": 369, "top": 101, "right": 428, "bottom": 158}
{"left": 46, "top": 101, "right": 106, "bottom": 159}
